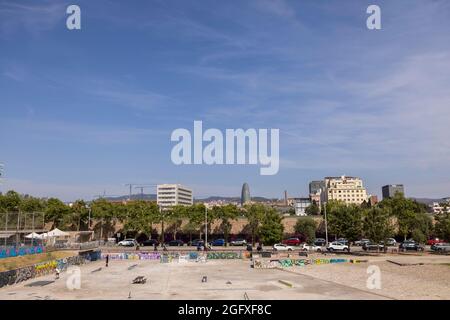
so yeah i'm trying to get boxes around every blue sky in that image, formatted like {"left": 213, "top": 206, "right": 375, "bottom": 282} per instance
{"left": 1, "top": 0, "right": 450, "bottom": 201}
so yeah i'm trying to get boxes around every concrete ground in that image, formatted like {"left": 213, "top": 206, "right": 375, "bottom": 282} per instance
{"left": 0, "top": 259, "right": 388, "bottom": 300}
{"left": 1, "top": 252, "right": 448, "bottom": 300}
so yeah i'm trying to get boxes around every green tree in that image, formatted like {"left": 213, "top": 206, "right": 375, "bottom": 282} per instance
{"left": 19, "top": 195, "right": 46, "bottom": 213}
{"left": 435, "top": 211, "right": 450, "bottom": 241}
{"left": 182, "top": 203, "right": 208, "bottom": 241}
{"left": 123, "top": 200, "right": 159, "bottom": 238}
{"left": 243, "top": 203, "right": 265, "bottom": 246}
{"left": 45, "top": 198, "right": 71, "bottom": 228}
{"left": 294, "top": 217, "right": 317, "bottom": 243}
{"left": 259, "top": 208, "right": 284, "bottom": 245}
{"left": 327, "top": 203, "right": 363, "bottom": 241}
{"left": 409, "top": 212, "right": 433, "bottom": 243}
{"left": 379, "top": 193, "right": 430, "bottom": 240}
{"left": 212, "top": 204, "right": 239, "bottom": 246}
{"left": 305, "top": 202, "right": 320, "bottom": 215}
{"left": 0, "top": 190, "right": 21, "bottom": 212}
{"left": 363, "top": 207, "right": 394, "bottom": 246}
{"left": 67, "top": 200, "right": 89, "bottom": 231}
{"left": 166, "top": 205, "right": 186, "bottom": 240}
{"left": 91, "top": 199, "right": 116, "bottom": 240}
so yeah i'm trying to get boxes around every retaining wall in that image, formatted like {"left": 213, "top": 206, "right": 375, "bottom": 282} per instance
{"left": 0, "top": 250, "right": 101, "bottom": 288}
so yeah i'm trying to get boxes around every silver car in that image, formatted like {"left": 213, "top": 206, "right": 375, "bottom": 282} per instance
{"left": 230, "top": 238, "right": 247, "bottom": 246}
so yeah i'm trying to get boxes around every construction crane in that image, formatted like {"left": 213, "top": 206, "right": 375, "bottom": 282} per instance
{"left": 133, "top": 184, "right": 157, "bottom": 200}
{"left": 124, "top": 183, "right": 138, "bottom": 200}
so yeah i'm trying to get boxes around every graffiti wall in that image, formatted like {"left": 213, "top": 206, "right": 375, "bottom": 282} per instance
{"left": 0, "top": 246, "right": 45, "bottom": 259}
{"left": 101, "top": 250, "right": 247, "bottom": 263}
{"left": 207, "top": 251, "right": 242, "bottom": 259}
{"left": 0, "top": 250, "right": 101, "bottom": 288}
{"left": 252, "top": 258, "right": 360, "bottom": 269}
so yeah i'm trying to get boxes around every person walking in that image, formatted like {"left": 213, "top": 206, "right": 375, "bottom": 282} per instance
{"left": 105, "top": 254, "right": 109, "bottom": 267}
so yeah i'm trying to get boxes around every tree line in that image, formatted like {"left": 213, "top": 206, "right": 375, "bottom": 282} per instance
{"left": 295, "top": 193, "right": 449, "bottom": 244}
{"left": 1, "top": 190, "right": 449, "bottom": 245}
{"left": 0, "top": 191, "right": 284, "bottom": 245}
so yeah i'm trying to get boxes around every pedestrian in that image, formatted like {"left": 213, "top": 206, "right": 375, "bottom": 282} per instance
{"left": 105, "top": 254, "right": 109, "bottom": 267}
{"left": 55, "top": 268, "right": 60, "bottom": 280}
{"left": 154, "top": 243, "right": 158, "bottom": 251}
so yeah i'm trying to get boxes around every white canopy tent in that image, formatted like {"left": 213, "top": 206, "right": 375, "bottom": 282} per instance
{"left": 25, "top": 232, "right": 42, "bottom": 239}
{"left": 46, "top": 228, "right": 69, "bottom": 237}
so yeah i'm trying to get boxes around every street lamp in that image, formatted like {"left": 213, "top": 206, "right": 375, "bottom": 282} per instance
{"left": 320, "top": 188, "right": 329, "bottom": 245}
{"left": 204, "top": 207, "right": 208, "bottom": 248}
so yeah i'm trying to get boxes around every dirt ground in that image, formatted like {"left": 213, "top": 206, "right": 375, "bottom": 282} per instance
{"left": 280, "top": 253, "right": 450, "bottom": 300}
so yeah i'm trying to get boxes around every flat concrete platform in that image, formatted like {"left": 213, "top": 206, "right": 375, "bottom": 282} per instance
{"left": 0, "top": 259, "right": 388, "bottom": 300}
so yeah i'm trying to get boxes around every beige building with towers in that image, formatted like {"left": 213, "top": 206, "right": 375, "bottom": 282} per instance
{"left": 157, "top": 184, "right": 193, "bottom": 209}
{"left": 324, "top": 175, "right": 368, "bottom": 205}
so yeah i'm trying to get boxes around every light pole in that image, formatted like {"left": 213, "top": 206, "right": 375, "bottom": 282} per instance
{"left": 204, "top": 207, "right": 208, "bottom": 248}
{"left": 320, "top": 188, "right": 329, "bottom": 245}
{"left": 324, "top": 201, "right": 329, "bottom": 246}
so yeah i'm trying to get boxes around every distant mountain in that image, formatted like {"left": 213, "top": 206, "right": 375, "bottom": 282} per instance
{"left": 102, "top": 194, "right": 277, "bottom": 203}
{"left": 410, "top": 197, "right": 449, "bottom": 205}
{"left": 103, "top": 194, "right": 156, "bottom": 201}
{"left": 195, "top": 196, "right": 276, "bottom": 203}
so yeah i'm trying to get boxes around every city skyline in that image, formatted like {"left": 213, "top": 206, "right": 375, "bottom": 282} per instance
{"left": 1, "top": 0, "right": 450, "bottom": 201}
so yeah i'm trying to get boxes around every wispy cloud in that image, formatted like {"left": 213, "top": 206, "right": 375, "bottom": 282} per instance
{"left": 0, "top": 0, "right": 65, "bottom": 37}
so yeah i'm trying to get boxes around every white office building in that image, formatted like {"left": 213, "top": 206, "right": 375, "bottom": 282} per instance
{"left": 157, "top": 184, "right": 193, "bottom": 209}
{"left": 294, "top": 198, "right": 311, "bottom": 216}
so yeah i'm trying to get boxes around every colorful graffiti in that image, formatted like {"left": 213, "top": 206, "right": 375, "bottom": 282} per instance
{"left": 207, "top": 251, "right": 242, "bottom": 259}
{"left": 0, "top": 250, "right": 101, "bottom": 288}
{"left": 0, "top": 246, "right": 45, "bottom": 259}
{"left": 253, "top": 258, "right": 356, "bottom": 269}
{"left": 102, "top": 252, "right": 161, "bottom": 260}
{"left": 100, "top": 251, "right": 248, "bottom": 263}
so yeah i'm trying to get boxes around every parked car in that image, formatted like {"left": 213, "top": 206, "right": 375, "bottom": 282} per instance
{"left": 362, "top": 242, "right": 384, "bottom": 251}
{"left": 140, "top": 239, "right": 159, "bottom": 246}
{"left": 230, "top": 238, "right": 247, "bottom": 246}
{"left": 167, "top": 240, "right": 184, "bottom": 246}
{"left": 314, "top": 238, "right": 326, "bottom": 246}
{"left": 273, "top": 243, "right": 294, "bottom": 251}
{"left": 427, "top": 238, "right": 445, "bottom": 246}
{"left": 336, "top": 238, "right": 349, "bottom": 245}
{"left": 384, "top": 238, "right": 397, "bottom": 246}
{"left": 354, "top": 239, "right": 370, "bottom": 246}
{"left": 282, "top": 237, "right": 301, "bottom": 246}
{"left": 189, "top": 239, "right": 204, "bottom": 247}
{"left": 301, "top": 243, "right": 325, "bottom": 252}
{"left": 327, "top": 241, "right": 350, "bottom": 252}
{"left": 118, "top": 239, "right": 138, "bottom": 247}
{"left": 399, "top": 240, "right": 424, "bottom": 252}
{"left": 431, "top": 242, "right": 450, "bottom": 252}
{"left": 210, "top": 239, "right": 225, "bottom": 246}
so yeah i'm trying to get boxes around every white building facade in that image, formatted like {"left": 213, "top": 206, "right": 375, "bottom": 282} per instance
{"left": 157, "top": 184, "right": 193, "bottom": 209}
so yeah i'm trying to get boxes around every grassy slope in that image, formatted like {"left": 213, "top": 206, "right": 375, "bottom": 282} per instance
{"left": 0, "top": 251, "right": 77, "bottom": 272}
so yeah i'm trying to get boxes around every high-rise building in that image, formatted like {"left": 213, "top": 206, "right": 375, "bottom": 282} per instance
{"left": 157, "top": 184, "right": 193, "bottom": 209}
{"left": 241, "top": 183, "right": 250, "bottom": 206}
{"left": 309, "top": 180, "right": 325, "bottom": 195}
{"left": 382, "top": 184, "right": 404, "bottom": 199}
{"left": 324, "top": 175, "right": 368, "bottom": 205}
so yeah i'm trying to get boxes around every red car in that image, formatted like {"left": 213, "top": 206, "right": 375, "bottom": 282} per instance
{"left": 282, "top": 237, "right": 301, "bottom": 246}
{"left": 427, "top": 238, "right": 444, "bottom": 246}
